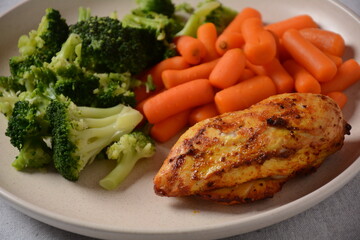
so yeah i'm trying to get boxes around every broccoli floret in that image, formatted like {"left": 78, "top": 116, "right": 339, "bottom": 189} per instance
{"left": 175, "top": 0, "right": 221, "bottom": 37}
{"left": 0, "top": 76, "right": 23, "bottom": 117}
{"left": 122, "top": 10, "right": 173, "bottom": 41}
{"left": 99, "top": 131, "right": 155, "bottom": 190}
{"left": 93, "top": 72, "right": 137, "bottom": 108}
{"left": 203, "top": 1, "right": 237, "bottom": 34}
{"left": 11, "top": 137, "right": 52, "bottom": 171}
{"left": 46, "top": 96, "right": 143, "bottom": 181}
{"left": 10, "top": 8, "right": 69, "bottom": 80}
{"left": 69, "top": 9, "right": 167, "bottom": 74}
{"left": 18, "top": 8, "right": 69, "bottom": 58}
{"left": 135, "top": 0, "right": 175, "bottom": 17}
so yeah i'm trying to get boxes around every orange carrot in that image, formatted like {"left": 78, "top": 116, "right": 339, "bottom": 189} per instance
{"left": 326, "top": 92, "right": 348, "bottom": 109}
{"left": 150, "top": 110, "right": 190, "bottom": 143}
{"left": 324, "top": 52, "right": 343, "bottom": 67}
{"left": 245, "top": 60, "right": 266, "bottom": 76}
{"left": 282, "top": 29, "right": 337, "bottom": 82}
{"left": 209, "top": 48, "right": 246, "bottom": 89}
{"left": 215, "top": 75, "right": 277, "bottom": 114}
{"left": 263, "top": 58, "right": 294, "bottom": 93}
{"left": 162, "top": 59, "right": 219, "bottom": 88}
{"left": 242, "top": 17, "right": 277, "bottom": 65}
{"left": 299, "top": 28, "right": 345, "bottom": 57}
{"left": 321, "top": 59, "right": 360, "bottom": 93}
{"left": 223, "top": 7, "right": 262, "bottom": 34}
{"left": 265, "top": 15, "right": 318, "bottom": 37}
{"left": 197, "top": 23, "right": 220, "bottom": 61}
{"left": 239, "top": 68, "right": 256, "bottom": 82}
{"left": 188, "top": 103, "right": 219, "bottom": 126}
{"left": 143, "top": 79, "right": 215, "bottom": 124}
{"left": 283, "top": 59, "right": 321, "bottom": 94}
{"left": 175, "top": 35, "right": 207, "bottom": 65}
{"left": 146, "top": 56, "right": 190, "bottom": 89}
{"left": 215, "top": 31, "right": 244, "bottom": 56}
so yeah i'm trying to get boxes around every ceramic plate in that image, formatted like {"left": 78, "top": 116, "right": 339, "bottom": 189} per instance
{"left": 0, "top": 0, "right": 359, "bottom": 239}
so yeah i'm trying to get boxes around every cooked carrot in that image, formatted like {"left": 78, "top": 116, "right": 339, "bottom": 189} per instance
{"left": 263, "top": 58, "right": 294, "bottom": 93}
{"left": 215, "top": 31, "right": 244, "bottom": 56}
{"left": 326, "top": 92, "right": 347, "bottom": 109}
{"left": 175, "top": 35, "right": 207, "bottom": 65}
{"left": 150, "top": 110, "right": 190, "bottom": 143}
{"left": 209, "top": 48, "right": 246, "bottom": 89}
{"left": 282, "top": 29, "right": 337, "bottom": 82}
{"left": 188, "top": 103, "right": 219, "bottom": 126}
{"left": 223, "top": 7, "right": 262, "bottom": 34}
{"left": 239, "top": 68, "right": 256, "bottom": 82}
{"left": 265, "top": 15, "right": 318, "bottom": 37}
{"left": 245, "top": 59, "right": 266, "bottom": 76}
{"left": 146, "top": 56, "right": 190, "bottom": 89}
{"left": 242, "top": 17, "right": 277, "bottom": 65}
{"left": 215, "top": 75, "right": 277, "bottom": 114}
{"left": 321, "top": 59, "right": 360, "bottom": 93}
{"left": 299, "top": 28, "right": 345, "bottom": 57}
{"left": 324, "top": 52, "right": 343, "bottom": 67}
{"left": 162, "top": 59, "right": 219, "bottom": 88}
{"left": 283, "top": 59, "right": 321, "bottom": 94}
{"left": 197, "top": 23, "right": 220, "bottom": 62}
{"left": 143, "top": 79, "right": 215, "bottom": 124}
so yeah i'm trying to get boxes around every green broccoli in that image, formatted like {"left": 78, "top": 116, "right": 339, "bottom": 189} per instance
{"left": 99, "top": 131, "right": 156, "bottom": 190}
{"left": 11, "top": 137, "right": 52, "bottom": 171}
{"left": 10, "top": 8, "right": 69, "bottom": 80}
{"left": 46, "top": 96, "right": 143, "bottom": 181}
{"left": 93, "top": 72, "right": 137, "bottom": 108}
{"left": 0, "top": 76, "right": 23, "bottom": 117}
{"left": 135, "top": 0, "right": 175, "bottom": 17}
{"left": 69, "top": 8, "right": 167, "bottom": 74}
{"left": 175, "top": 0, "right": 221, "bottom": 37}
{"left": 202, "top": 1, "right": 237, "bottom": 34}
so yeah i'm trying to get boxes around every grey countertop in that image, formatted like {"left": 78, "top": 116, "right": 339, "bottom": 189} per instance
{"left": 0, "top": 0, "right": 359, "bottom": 240}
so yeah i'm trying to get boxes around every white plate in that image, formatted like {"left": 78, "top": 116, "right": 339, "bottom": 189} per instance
{"left": 0, "top": 0, "right": 360, "bottom": 239}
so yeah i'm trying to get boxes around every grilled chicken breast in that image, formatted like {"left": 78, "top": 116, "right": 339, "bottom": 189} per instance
{"left": 153, "top": 93, "right": 351, "bottom": 204}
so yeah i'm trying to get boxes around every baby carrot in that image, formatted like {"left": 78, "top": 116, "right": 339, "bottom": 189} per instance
{"left": 215, "top": 31, "right": 244, "bottom": 56}
{"left": 282, "top": 29, "right": 337, "bottom": 82}
{"left": 197, "top": 23, "right": 220, "bottom": 62}
{"left": 283, "top": 59, "right": 321, "bottom": 94}
{"left": 188, "top": 103, "right": 219, "bottom": 126}
{"left": 321, "top": 59, "right": 360, "bottom": 93}
{"left": 215, "top": 75, "right": 277, "bottom": 114}
{"left": 245, "top": 59, "right": 266, "bottom": 76}
{"left": 242, "top": 17, "right": 277, "bottom": 65}
{"left": 143, "top": 79, "right": 215, "bottom": 124}
{"left": 209, "top": 48, "right": 246, "bottom": 89}
{"left": 146, "top": 56, "right": 190, "bottom": 89}
{"left": 150, "top": 110, "right": 190, "bottom": 143}
{"left": 326, "top": 92, "right": 347, "bottom": 109}
{"left": 265, "top": 15, "right": 318, "bottom": 37}
{"left": 263, "top": 58, "right": 294, "bottom": 93}
{"left": 239, "top": 68, "right": 256, "bottom": 82}
{"left": 175, "top": 35, "right": 207, "bottom": 65}
{"left": 299, "top": 28, "right": 345, "bottom": 57}
{"left": 324, "top": 52, "right": 343, "bottom": 67}
{"left": 162, "top": 59, "right": 219, "bottom": 88}
{"left": 223, "top": 7, "right": 262, "bottom": 34}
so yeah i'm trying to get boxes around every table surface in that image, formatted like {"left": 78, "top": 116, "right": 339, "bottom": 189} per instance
{"left": 1, "top": 1, "right": 360, "bottom": 240}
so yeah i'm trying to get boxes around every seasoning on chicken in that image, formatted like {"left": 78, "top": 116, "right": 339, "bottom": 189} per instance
{"left": 153, "top": 93, "right": 351, "bottom": 204}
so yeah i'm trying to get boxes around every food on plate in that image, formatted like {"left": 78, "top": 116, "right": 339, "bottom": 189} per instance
{"left": 153, "top": 93, "right": 351, "bottom": 204}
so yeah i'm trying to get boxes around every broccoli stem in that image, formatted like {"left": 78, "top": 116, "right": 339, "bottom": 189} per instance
{"left": 175, "top": 1, "right": 220, "bottom": 37}
{"left": 78, "top": 7, "right": 91, "bottom": 22}
{"left": 99, "top": 153, "right": 137, "bottom": 190}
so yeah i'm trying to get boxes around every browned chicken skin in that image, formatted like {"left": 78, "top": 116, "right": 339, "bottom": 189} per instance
{"left": 153, "top": 93, "right": 351, "bottom": 204}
